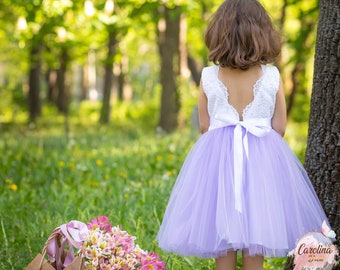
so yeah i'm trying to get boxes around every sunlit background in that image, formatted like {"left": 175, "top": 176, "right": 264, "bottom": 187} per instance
{"left": 0, "top": 0, "right": 317, "bottom": 131}
{"left": 0, "top": 1, "right": 320, "bottom": 269}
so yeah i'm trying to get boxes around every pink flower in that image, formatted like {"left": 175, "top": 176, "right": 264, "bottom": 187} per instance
{"left": 87, "top": 215, "right": 112, "bottom": 232}
{"left": 141, "top": 252, "right": 166, "bottom": 270}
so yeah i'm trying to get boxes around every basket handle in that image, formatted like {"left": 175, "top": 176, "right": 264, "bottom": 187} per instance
{"left": 38, "top": 229, "right": 61, "bottom": 269}
{"left": 38, "top": 221, "right": 88, "bottom": 270}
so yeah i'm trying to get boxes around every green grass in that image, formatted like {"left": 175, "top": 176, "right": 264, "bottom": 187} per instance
{"left": 0, "top": 102, "right": 310, "bottom": 269}
{"left": 0, "top": 127, "right": 189, "bottom": 268}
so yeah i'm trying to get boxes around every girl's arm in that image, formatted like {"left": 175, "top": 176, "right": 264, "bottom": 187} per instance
{"left": 198, "top": 80, "right": 210, "bottom": 134}
{"left": 272, "top": 77, "right": 287, "bottom": 137}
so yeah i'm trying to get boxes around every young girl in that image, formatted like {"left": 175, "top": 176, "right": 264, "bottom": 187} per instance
{"left": 157, "top": 0, "right": 331, "bottom": 269}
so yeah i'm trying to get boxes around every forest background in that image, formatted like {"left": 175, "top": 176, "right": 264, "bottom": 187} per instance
{"left": 0, "top": 0, "right": 317, "bottom": 132}
{"left": 0, "top": 0, "right": 330, "bottom": 269}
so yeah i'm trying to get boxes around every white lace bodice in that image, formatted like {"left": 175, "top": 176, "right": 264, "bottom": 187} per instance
{"left": 201, "top": 65, "right": 280, "bottom": 129}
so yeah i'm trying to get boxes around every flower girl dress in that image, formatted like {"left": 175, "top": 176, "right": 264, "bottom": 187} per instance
{"left": 157, "top": 65, "right": 330, "bottom": 258}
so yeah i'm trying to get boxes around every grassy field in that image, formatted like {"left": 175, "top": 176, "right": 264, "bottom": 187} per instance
{"left": 0, "top": 104, "right": 308, "bottom": 269}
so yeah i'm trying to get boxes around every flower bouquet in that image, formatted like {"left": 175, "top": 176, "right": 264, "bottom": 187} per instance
{"left": 78, "top": 216, "right": 165, "bottom": 270}
{"left": 26, "top": 216, "right": 165, "bottom": 270}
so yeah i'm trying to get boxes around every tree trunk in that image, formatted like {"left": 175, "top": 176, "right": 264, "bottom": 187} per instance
{"left": 304, "top": 0, "right": 339, "bottom": 243}
{"left": 46, "top": 69, "right": 58, "bottom": 103}
{"left": 117, "top": 61, "right": 124, "bottom": 101}
{"left": 81, "top": 64, "right": 88, "bottom": 101}
{"left": 187, "top": 55, "right": 201, "bottom": 87}
{"left": 55, "top": 47, "right": 70, "bottom": 135}
{"left": 158, "top": 6, "right": 181, "bottom": 132}
{"left": 100, "top": 30, "right": 117, "bottom": 124}
{"left": 56, "top": 47, "right": 69, "bottom": 114}
{"left": 28, "top": 43, "right": 42, "bottom": 122}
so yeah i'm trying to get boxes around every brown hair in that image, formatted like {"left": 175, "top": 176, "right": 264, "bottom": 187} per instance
{"left": 204, "top": 0, "right": 281, "bottom": 70}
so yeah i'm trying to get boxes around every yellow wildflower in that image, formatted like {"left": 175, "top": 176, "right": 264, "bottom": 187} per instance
{"left": 5, "top": 179, "right": 12, "bottom": 184}
{"left": 119, "top": 172, "right": 127, "bottom": 179}
{"left": 69, "top": 162, "right": 75, "bottom": 169}
{"left": 96, "top": 159, "right": 103, "bottom": 166}
{"left": 7, "top": 184, "right": 18, "bottom": 191}
{"left": 90, "top": 181, "right": 99, "bottom": 187}
{"left": 148, "top": 180, "right": 155, "bottom": 186}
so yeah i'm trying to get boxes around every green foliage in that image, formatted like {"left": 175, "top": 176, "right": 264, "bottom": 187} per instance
{"left": 0, "top": 0, "right": 315, "bottom": 130}
{"left": 0, "top": 117, "right": 191, "bottom": 268}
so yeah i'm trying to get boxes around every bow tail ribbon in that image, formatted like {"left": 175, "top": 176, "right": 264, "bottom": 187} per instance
{"left": 234, "top": 119, "right": 272, "bottom": 213}
{"left": 212, "top": 116, "right": 272, "bottom": 213}
{"left": 233, "top": 124, "right": 244, "bottom": 212}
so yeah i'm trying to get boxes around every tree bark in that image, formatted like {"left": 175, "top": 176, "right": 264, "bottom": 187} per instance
{"left": 28, "top": 43, "right": 42, "bottom": 122}
{"left": 55, "top": 47, "right": 71, "bottom": 135}
{"left": 158, "top": 6, "right": 181, "bottom": 132}
{"left": 46, "top": 69, "right": 58, "bottom": 103}
{"left": 56, "top": 47, "right": 69, "bottom": 114}
{"left": 100, "top": 30, "right": 117, "bottom": 124}
{"left": 305, "top": 0, "right": 339, "bottom": 241}
{"left": 187, "top": 55, "right": 201, "bottom": 87}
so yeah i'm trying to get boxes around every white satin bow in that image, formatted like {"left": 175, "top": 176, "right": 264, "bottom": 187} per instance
{"left": 209, "top": 115, "right": 272, "bottom": 213}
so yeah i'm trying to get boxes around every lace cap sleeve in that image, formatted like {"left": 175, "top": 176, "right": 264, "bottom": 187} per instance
{"left": 266, "top": 65, "right": 281, "bottom": 94}
{"left": 201, "top": 66, "right": 216, "bottom": 95}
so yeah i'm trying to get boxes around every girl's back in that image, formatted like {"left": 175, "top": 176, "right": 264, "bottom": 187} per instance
{"left": 217, "top": 65, "right": 263, "bottom": 121}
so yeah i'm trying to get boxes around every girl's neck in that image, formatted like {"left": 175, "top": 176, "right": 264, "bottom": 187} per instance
{"left": 219, "top": 65, "right": 263, "bottom": 76}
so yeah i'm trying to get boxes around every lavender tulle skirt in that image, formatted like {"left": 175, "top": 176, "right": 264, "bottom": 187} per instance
{"left": 156, "top": 126, "right": 329, "bottom": 258}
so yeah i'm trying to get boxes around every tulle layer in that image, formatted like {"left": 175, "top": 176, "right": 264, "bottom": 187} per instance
{"left": 156, "top": 126, "right": 329, "bottom": 258}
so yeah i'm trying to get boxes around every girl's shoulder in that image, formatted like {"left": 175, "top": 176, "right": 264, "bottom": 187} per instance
{"left": 201, "top": 64, "right": 280, "bottom": 84}
{"left": 202, "top": 65, "right": 218, "bottom": 77}
{"left": 262, "top": 65, "right": 281, "bottom": 93}
{"left": 201, "top": 65, "right": 219, "bottom": 87}
{"left": 263, "top": 65, "right": 280, "bottom": 77}
{"left": 201, "top": 65, "right": 219, "bottom": 95}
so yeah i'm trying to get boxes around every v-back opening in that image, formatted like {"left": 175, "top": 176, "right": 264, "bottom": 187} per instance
{"left": 216, "top": 65, "right": 265, "bottom": 121}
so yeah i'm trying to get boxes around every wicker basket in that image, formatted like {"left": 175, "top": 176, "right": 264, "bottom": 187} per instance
{"left": 26, "top": 227, "right": 83, "bottom": 270}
